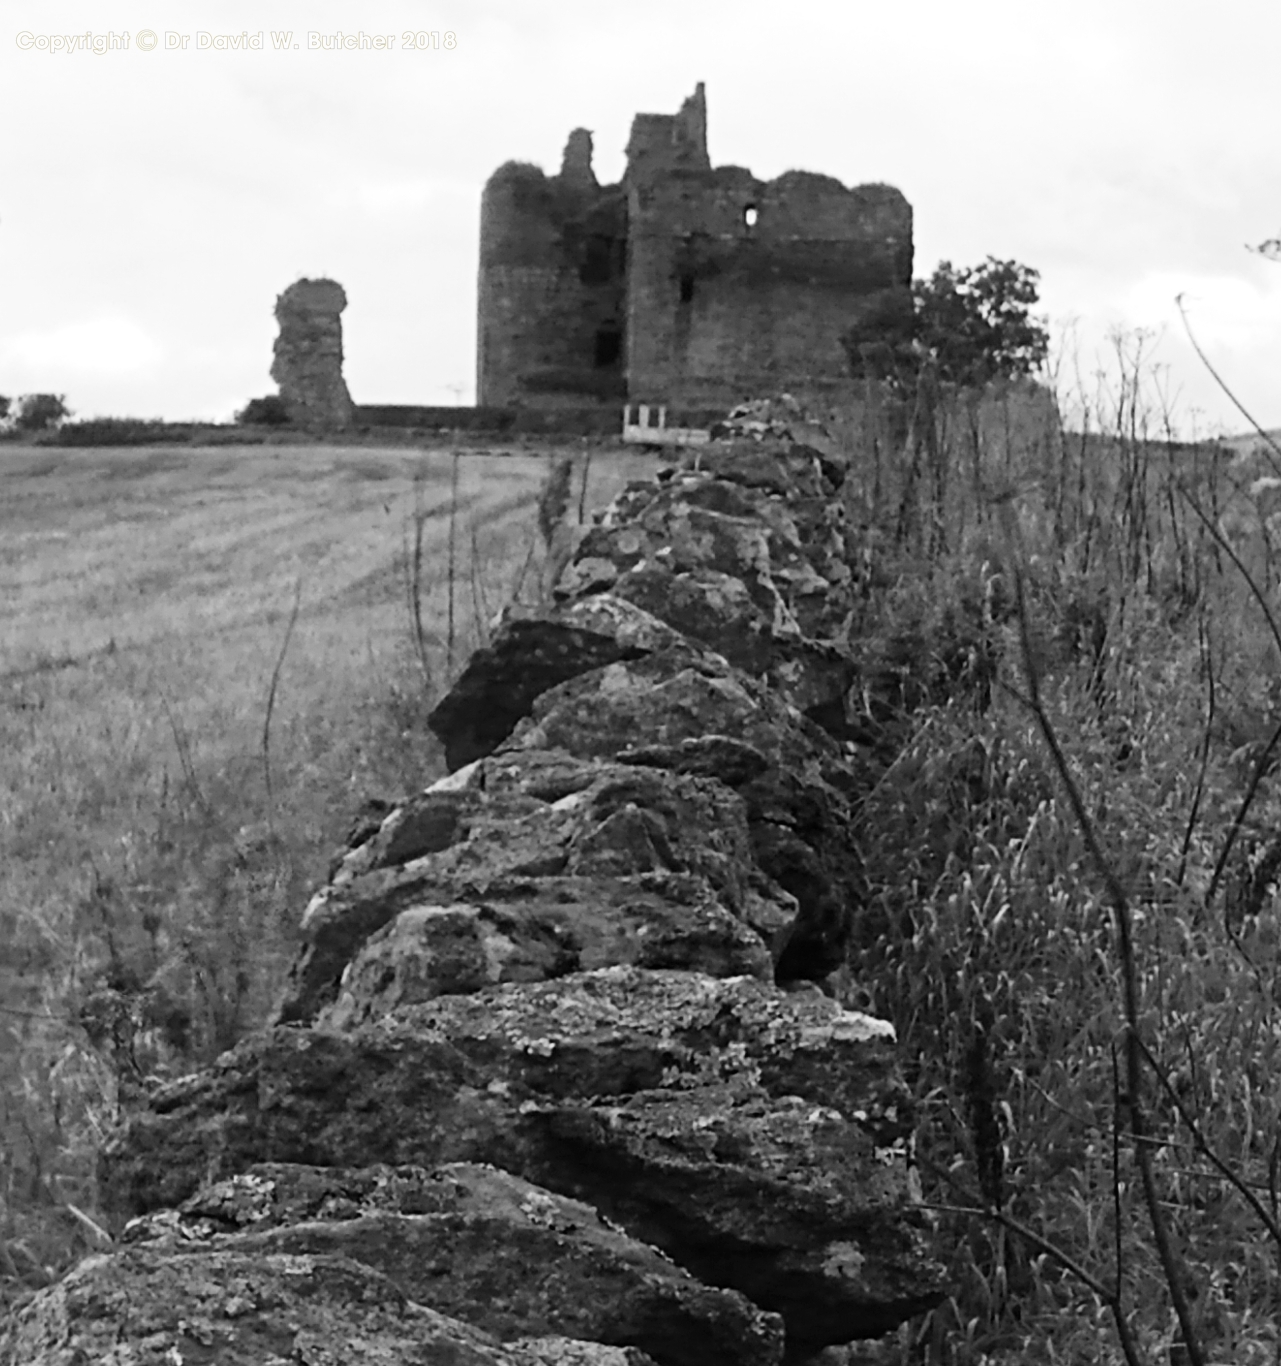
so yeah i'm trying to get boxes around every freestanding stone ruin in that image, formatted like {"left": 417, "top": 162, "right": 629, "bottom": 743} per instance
{"left": 477, "top": 83, "right": 914, "bottom": 413}
{"left": 270, "top": 277, "right": 354, "bottom": 430}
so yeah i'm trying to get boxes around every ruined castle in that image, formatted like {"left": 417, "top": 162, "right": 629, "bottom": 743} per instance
{"left": 477, "top": 83, "right": 914, "bottom": 413}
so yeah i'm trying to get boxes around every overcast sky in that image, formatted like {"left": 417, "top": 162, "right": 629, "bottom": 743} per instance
{"left": 1, "top": 0, "right": 1278, "bottom": 434}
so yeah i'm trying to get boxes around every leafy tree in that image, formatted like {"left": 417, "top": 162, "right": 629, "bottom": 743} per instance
{"left": 846, "top": 256, "right": 1050, "bottom": 391}
{"left": 15, "top": 393, "right": 70, "bottom": 431}
{"left": 0, "top": 395, "right": 10, "bottom": 422}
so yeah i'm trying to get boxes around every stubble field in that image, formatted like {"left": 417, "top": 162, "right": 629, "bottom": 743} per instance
{"left": 0, "top": 439, "right": 659, "bottom": 1275}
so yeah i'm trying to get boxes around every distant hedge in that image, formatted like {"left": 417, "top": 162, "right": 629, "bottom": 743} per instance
{"left": 53, "top": 419, "right": 191, "bottom": 446}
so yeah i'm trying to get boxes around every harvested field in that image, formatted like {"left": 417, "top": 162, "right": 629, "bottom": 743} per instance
{"left": 0, "top": 440, "right": 660, "bottom": 1279}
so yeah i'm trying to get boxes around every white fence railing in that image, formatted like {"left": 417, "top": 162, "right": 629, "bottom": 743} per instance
{"left": 621, "top": 404, "right": 710, "bottom": 447}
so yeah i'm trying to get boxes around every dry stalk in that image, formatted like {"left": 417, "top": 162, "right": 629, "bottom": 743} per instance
{"left": 917, "top": 1152, "right": 1145, "bottom": 1366}
{"left": 1175, "top": 482, "right": 1281, "bottom": 914}
{"left": 1174, "top": 608, "right": 1216, "bottom": 891}
{"left": 469, "top": 521, "right": 492, "bottom": 649}
{"left": 999, "top": 502, "right": 1207, "bottom": 1366}
{"left": 261, "top": 576, "right": 302, "bottom": 838}
{"left": 1176, "top": 296, "right": 1281, "bottom": 480}
{"left": 447, "top": 449, "right": 461, "bottom": 677}
{"left": 406, "top": 473, "right": 432, "bottom": 687}
{"left": 577, "top": 449, "right": 592, "bottom": 524}
{"left": 157, "top": 686, "right": 210, "bottom": 821}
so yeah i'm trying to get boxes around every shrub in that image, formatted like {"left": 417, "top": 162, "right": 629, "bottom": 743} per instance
{"left": 15, "top": 393, "right": 70, "bottom": 431}
{"left": 236, "top": 395, "right": 291, "bottom": 425}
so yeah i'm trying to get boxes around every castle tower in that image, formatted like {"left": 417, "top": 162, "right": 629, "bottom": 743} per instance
{"left": 624, "top": 81, "right": 711, "bottom": 185}
{"left": 476, "top": 127, "right": 626, "bottom": 408}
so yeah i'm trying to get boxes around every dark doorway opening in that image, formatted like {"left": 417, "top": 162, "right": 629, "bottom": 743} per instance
{"left": 679, "top": 273, "right": 695, "bottom": 304}
{"left": 594, "top": 325, "right": 622, "bottom": 368}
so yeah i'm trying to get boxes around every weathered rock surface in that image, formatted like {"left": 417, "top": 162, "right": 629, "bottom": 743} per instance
{"left": 99, "top": 968, "right": 936, "bottom": 1353}
{"left": 425, "top": 596, "right": 704, "bottom": 772}
{"left": 11, "top": 431, "right": 950, "bottom": 1365}
{"left": 276, "top": 746, "right": 794, "bottom": 1024}
{"left": 270, "top": 277, "right": 354, "bottom": 430}
{"left": 0, "top": 1246, "right": 661, "bottom": 1365}
{"left": 120, "top": 1161, "right": 784, "bottom": 1366}
{"left": 559, "top": 456, "right": 859, "bottom": 649}
{"left": 449, "top": 458, "right": 867, "bottom": 766}
{"left": 497, "top": 653, "right": 869, "bottom": 980}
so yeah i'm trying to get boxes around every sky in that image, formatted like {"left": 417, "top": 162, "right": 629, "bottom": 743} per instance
{"left": 1, "top": 0, "right": 1279, "bottom": 435}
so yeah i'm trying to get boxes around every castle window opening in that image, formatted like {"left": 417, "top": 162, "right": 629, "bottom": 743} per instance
{"left": 594, "top": 325, "right": 622, "bottom": 368}
{"left": 743, "top": 204, "right": 758, "bottom": 228}
{"left": 679, "top": 273, "right": 695, "bottom": 304}
{"left": 580, "top": 235, "right": 614, "bottom": 286}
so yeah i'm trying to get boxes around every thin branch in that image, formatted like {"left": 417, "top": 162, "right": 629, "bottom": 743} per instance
{"left": 447, "top": 449, "right": 461, "bottom": 677}
{"left": 1112, "top": 1043, "right": 1125, "bottom": 1306}
{"left": 510, "top": 527, "right": 538, "bottom": 605}
{"left": 1176, "top": 482, "right": 1281, "bottom": 666}
{"left": 156, "top": 685, "right": 209, "bottom": 820}
{"left": 410, "top": 475, "right": 432, "bottom": 686}
{"left": 469, "top": 521, "right": 491, "bottom": 650}
{"left": 577, "top": 449, "right": 592, "bottom": 524}
{"left": 999, "top": 503, "right": 1206, "bottom": 1366}
{"left": 262, "top": 576, "right": 302, "bottom": 835}
{"left": 1177, "top": 481, "right": 1281, "bottom": 913}
{"left": 916, "top": 1151, "right": 1146, "bottom": 1366}
{"left": 1176, "top": 295, "right": 1281, "bottom": 479}
{"left": 1213, "top": 715, "right": 1281, "bottom": 939}
{"left": 1132, "top": 1031, "right": 1281, "bottom": 1246}
{"left": 1175, "top": 610, "right": 1215, "bottom": 890}
{"left": 920, "top": 1202, "right": 1115, "bottom": 1305}
{"left": 64, "top": 1202, "right": 112, "bottom": 1247}
{"left": 0, "top": 1003, "right": 65, "bottom": 1020}
{"left": 1261, "top": 1131, "right": 1272, "bottom": 1366}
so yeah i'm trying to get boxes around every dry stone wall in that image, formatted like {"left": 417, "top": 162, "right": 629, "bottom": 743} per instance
{"left": 2, "top": 429, "right": 948, "bottom": 1365}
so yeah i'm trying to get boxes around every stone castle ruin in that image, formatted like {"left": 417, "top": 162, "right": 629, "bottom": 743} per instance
{"left": 270, "top": 278, "right": 354, "bottom": 430}
{"left": 257, "top": 83, "right": 912, "bottom": 434}
{"left": 477, "top": 83, "right": 914, "bottom": 413}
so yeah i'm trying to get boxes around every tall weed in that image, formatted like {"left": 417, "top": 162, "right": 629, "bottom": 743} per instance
{"left": 845, "top": 357, "right": 1281, "bottom": 1362}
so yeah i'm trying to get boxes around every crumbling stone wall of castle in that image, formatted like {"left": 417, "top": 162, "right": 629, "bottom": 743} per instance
{"left": 476, "top": 136, "right": 627, "bottom": 408}
{"left": 626, "top": 168, "right": 913, "bottom": 409}
{"left": 270, "top": 278, "right": 354, "bottom": 430}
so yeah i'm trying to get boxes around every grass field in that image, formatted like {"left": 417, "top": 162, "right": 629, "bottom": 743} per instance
{"left": 0, "top": 439, "right": 660, "bottom": 1273}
